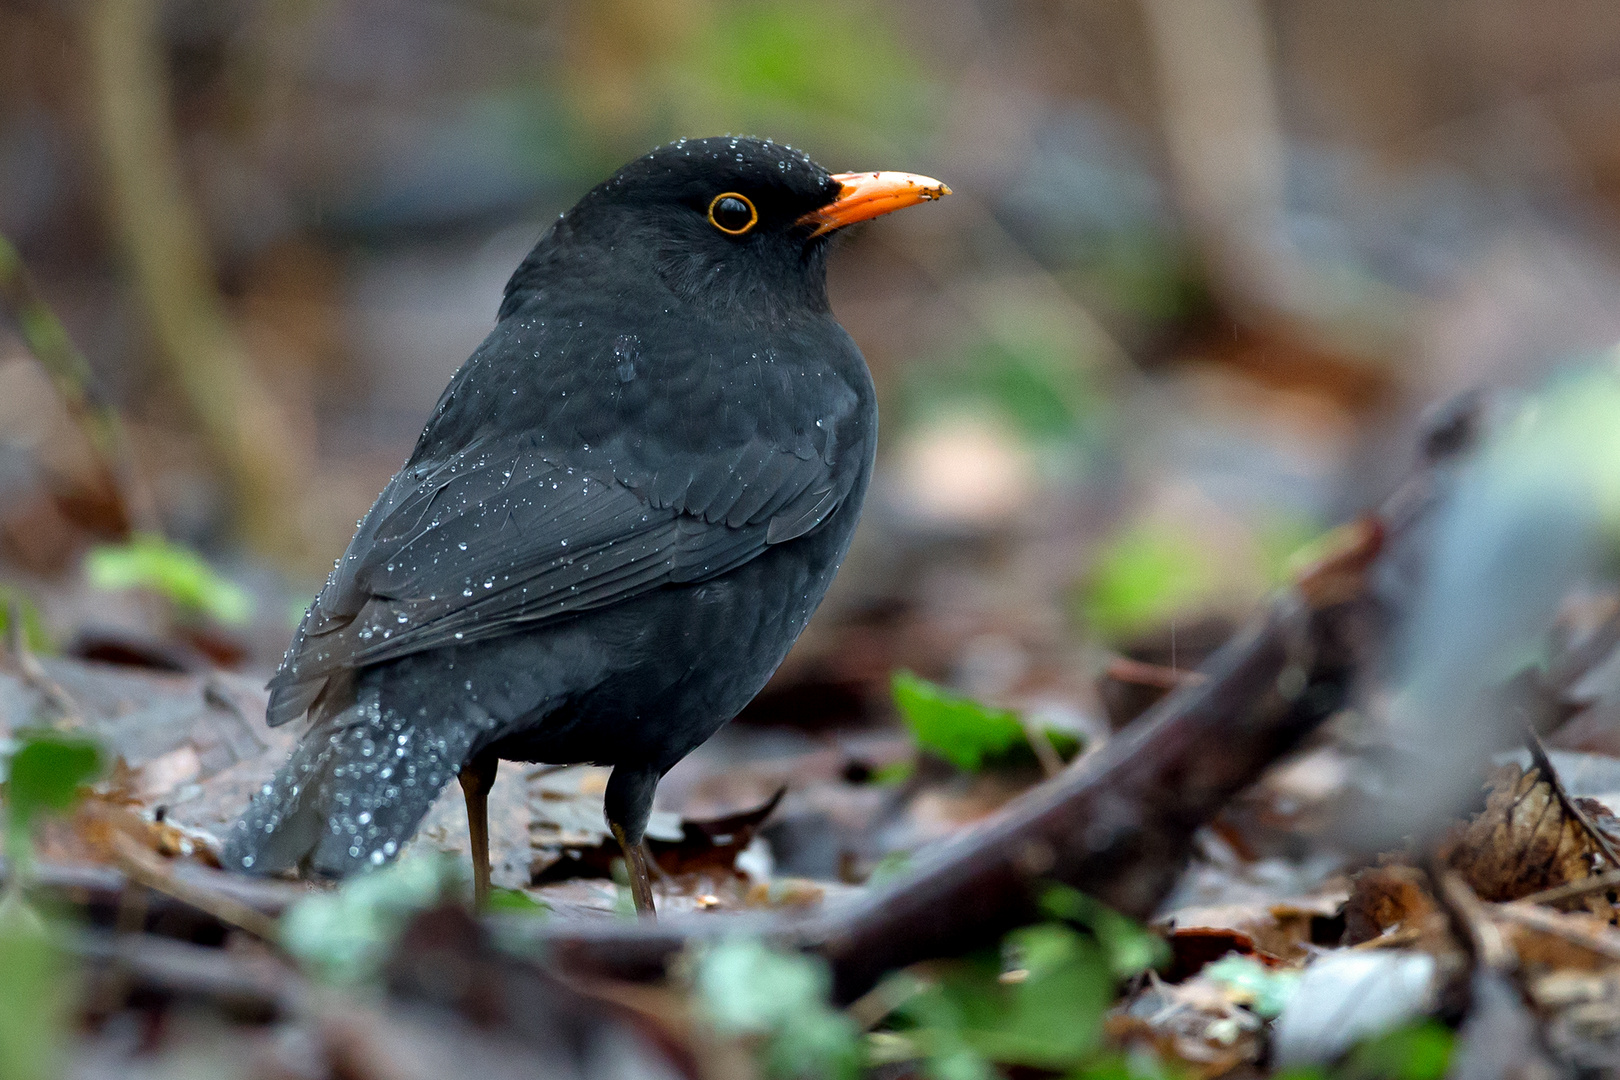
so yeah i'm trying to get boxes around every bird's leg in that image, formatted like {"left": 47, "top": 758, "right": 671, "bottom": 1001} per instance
{"left": 605, "top": 763, "right": 661, "bottom": 917}
{"left": 611, "top": 821, "right": 657, "bottom": 917}
{"left": 457, "top": 749, "right": 498, "bottom": 911}
{"left": 643, "top": 840, "right": 676, "bottom": 886}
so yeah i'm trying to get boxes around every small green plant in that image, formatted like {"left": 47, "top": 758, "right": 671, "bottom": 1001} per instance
{"left": 0, "top": 589, "right": 51, "bottom": 654}
{"left": 486, "top": 887, "right": 550, "bottom": 915}
{"left": 0, "top": 729, "right": 101, "bottom": 1080}
{"left": 1080, "top": 523, "right": 1216, "bottom": 644}
{"left": 1200, "top": 954, "right": 1301, "bottom": 1019}
{"left": 85, "top": 533, "right": 253, "bottom": 625}
{"left": 1340, "top": 1020, "right": 1454, "bottom": 1080}
{"left": 891, "top": 672, "right": 1081, "bottom": 773}
{"left": 280, "top": 853, "right": 465, "bottom": 984}
{"left": 890, "top": 923, "right": 1113, "bottom": 1077}
{"left": 693, "top": 936, "right": 860, "bottom": 1080}
{"left": 892, "top": 672, "right": 1026, "bottom": 771}
{"left": 3, "top": 730, "right": 103, "bottom": 875}
{"left": 877, "top": 891, "right": 1167, "bottom": 1079}
{"left": 1274, "top": 1020, "right": 1456, "bottom": 1080}
{"left": 1039, "top": 885, "right": 1170, "bottom": 979}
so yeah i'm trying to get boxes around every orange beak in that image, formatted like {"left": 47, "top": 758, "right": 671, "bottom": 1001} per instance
{"left": 799, "top": 171, "right": 951, "bottom": 236}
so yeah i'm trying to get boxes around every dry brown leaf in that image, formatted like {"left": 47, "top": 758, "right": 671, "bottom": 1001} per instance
{"left": 1108, "top": 975, "right": 1265, "bottom": 1079}
{"left": 1441, "top": 765, "right": 1608, "bottom": 912}
{"left": 1159, "top": 892, "right": 1346, "bottom": 969}
{"left": 1344, "top": 863, "right": 1449, "bottom": 948}
{"left": 32, "top": 797, "right": 220, "bottom": 868}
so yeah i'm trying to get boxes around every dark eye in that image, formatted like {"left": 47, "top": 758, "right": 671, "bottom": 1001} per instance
{"left": 707, "top": 192, "right": 758, "bottom": 235}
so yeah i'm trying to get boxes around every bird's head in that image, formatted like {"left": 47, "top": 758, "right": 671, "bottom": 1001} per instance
{"left": 501, "top": 136, "right": 949, "bottom": 322}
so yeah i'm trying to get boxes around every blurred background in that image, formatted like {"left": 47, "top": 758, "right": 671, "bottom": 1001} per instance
{"left": 10, "top": 0, "right": 1620, "bottom": 795}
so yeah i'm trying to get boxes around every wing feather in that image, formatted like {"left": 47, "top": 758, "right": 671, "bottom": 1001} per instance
{"left": 267, "top": 428, "right": 855, "bottom": 725}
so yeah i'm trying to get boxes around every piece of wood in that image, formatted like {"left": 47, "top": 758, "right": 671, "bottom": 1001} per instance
{"left": 521, "top": 519, "right": 1378, "bottom": 1000}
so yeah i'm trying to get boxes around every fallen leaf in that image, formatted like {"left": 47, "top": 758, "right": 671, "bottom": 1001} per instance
{"left": 1441, "top": 764, "right": 1608, "bottom": 911}
{"left": 1344, "top": 863, "right": 1449, "bottom": 948}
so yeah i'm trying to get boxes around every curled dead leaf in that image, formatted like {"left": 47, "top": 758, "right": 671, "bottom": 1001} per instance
{"left": 1440, "top": 765, "right": 1609, "bottom": 913}
{"left": 1344, "top": 863, "right": 1449, "bottom": 949}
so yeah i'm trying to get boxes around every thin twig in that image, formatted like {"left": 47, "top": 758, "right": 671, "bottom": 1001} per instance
{"left": 1435, "top": 868, "right": 1514, "bottom": 972}
{"left": 1347, "top": 926, "right": 1424, "bottom": 951}
{"left": 1489, "top": 900, "right": 1620, "bottom": 962}
{"left": 1525, "top": 729, "right": 1620, "bottom": 870}
{"left": 1513, "top": 868, "right": 1620, "bottom": 910}
{"left": 108, "top": 829, "right": 281, "bottom": 942}
{"left": 1104, "top": 655, "right": 1208, "bottom": 690}
{"left": 4, "top": 600, "right": 82, "bottom": 727}
{"left": 1021, "top": 723, "right": 1064, "bottom": 779}
{"left": 0, "top": 232, "right": 155, "bottom": 534}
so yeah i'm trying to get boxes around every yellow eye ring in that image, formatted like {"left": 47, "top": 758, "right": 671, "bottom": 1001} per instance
{"left": 707, "top": 192, "right": 758, "bottom": 235}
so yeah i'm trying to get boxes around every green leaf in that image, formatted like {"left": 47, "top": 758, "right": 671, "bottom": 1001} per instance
{"left": 891, "top": 672, "right": 1026, "bottom": 772}
{"left": 4, "top": 731, "right": 102, "bottom": 867}
{"left": 693, "top": 937, "right": 859, "bottom": 1080}
{"left": 0, "top": 589, "right": 51, "bottom": 654}
{"left": 0, "top": 893, "right": 73, "bottom": 1080}
{"left": 486, "top": 887, "right": 550, "bottom": 915}
{"left": 898, "top": 924, "right": 1113, "bottom": 1073}
{"left": 1039, "top": 885, "right": 1169, "bottom": 979}
{"left": 85, "top": 533, "right": 254, "bottom": 625}
{"left": 870, "top": 759, "right": 915, "bottom": 786}
{"left": 1080, "top": 523, "right": 1217, "bottom": 644}
{"left": 1342, "top": 1020, "right": 1454, "bottom": 1080}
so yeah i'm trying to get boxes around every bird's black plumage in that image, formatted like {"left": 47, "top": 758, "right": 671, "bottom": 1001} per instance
{"left": 224, "top": 137, "right": 907, "bottom": 881}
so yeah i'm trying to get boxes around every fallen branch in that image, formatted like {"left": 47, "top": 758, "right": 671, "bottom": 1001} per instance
{"left": 814, "top": 523, "right": 1375, "bottom": 999}
{"left": 3, "top": 856, "right": 311, "bottom": 940}
{"left": 530, "top": 517, "right": 1383, "bottom": 1000}
{"left": 531, "top": 393, "right": 1476, "bottom": 990}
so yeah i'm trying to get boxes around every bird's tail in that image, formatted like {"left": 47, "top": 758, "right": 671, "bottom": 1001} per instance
{"left": 223, "top": 686, "right": 483, "bottom": 878}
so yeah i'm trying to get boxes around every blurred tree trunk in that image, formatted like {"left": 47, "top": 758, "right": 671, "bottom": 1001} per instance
{"left": 82, "top": 0, "right": 308, "bottom": 562}
{"left": 1137, "top": 0, "right": 1299, "bottom": 320}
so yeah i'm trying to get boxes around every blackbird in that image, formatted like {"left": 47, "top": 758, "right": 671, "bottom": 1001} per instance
{"left": 223, "top": 136, "right": 949, "bottom": 913}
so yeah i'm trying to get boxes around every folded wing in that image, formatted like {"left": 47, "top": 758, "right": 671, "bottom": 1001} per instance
{"left": 266, "top": 431, "right": 846, "bottom": 727}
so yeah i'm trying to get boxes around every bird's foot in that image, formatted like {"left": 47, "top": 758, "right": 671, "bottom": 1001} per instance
{"left": 611, "top": 822, "right": 657, "bottom": 918}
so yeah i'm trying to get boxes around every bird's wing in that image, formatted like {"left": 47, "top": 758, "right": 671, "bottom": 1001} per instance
{"left": 265, "top": 432, "right": 846, "bottom": 726}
